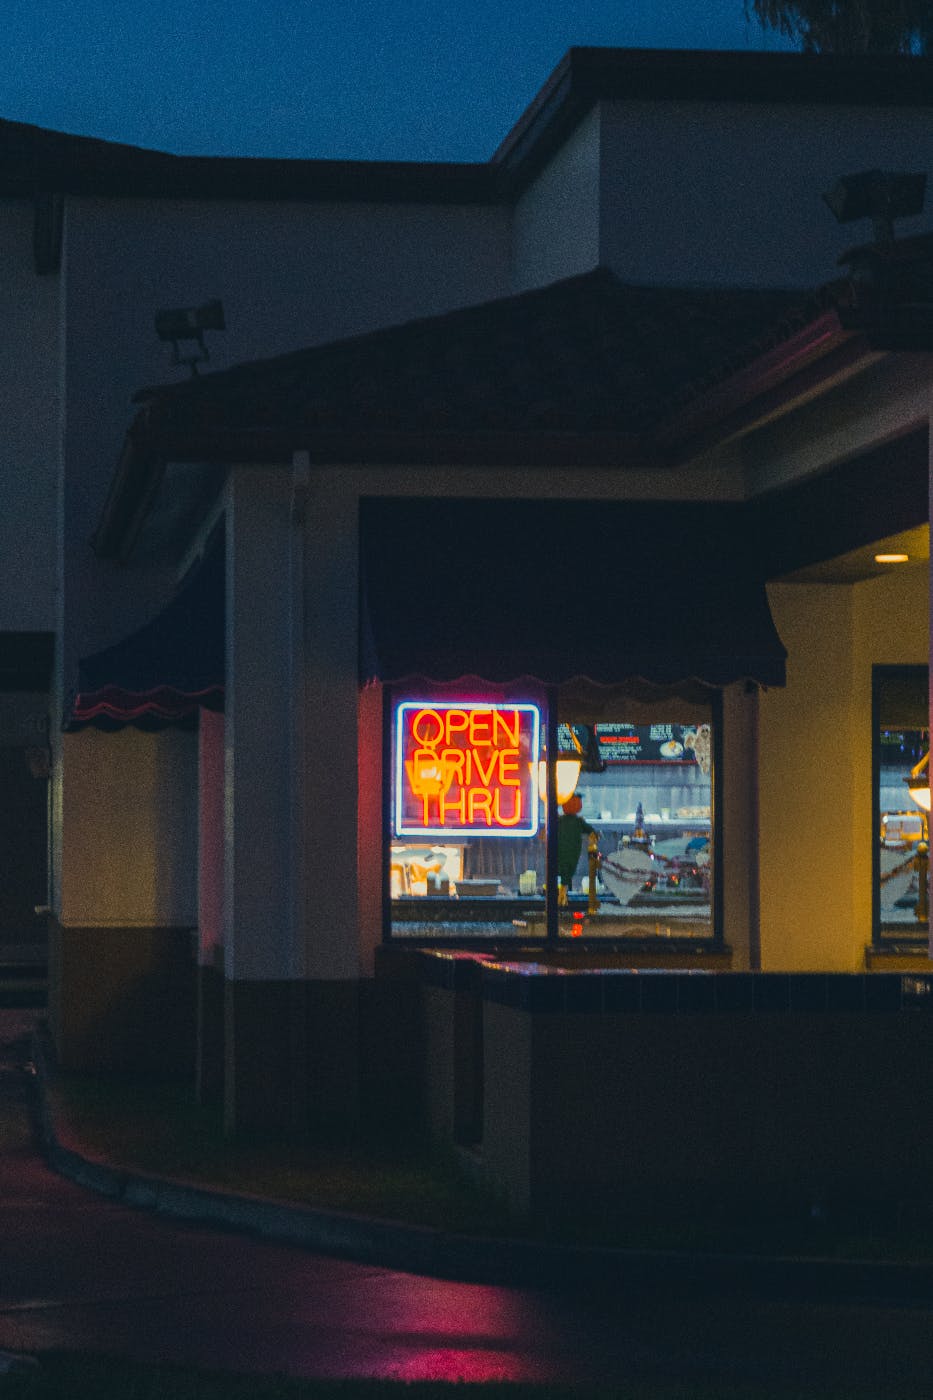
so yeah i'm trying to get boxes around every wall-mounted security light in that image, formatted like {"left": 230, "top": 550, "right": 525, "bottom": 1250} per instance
{"left": 154, "top": 299, "right": 226, "bottom": 375}
{"left": 823, "top": 170, "right": 926, "bottom": 244}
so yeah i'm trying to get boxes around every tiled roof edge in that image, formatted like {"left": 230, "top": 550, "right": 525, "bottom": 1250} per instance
{"left": 131, "top": 266, "right": 621, "bottom": 405}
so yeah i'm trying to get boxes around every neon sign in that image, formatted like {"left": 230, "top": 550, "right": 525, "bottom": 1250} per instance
{"left": 395, "top": 701, "right": 541, "bottom": 838}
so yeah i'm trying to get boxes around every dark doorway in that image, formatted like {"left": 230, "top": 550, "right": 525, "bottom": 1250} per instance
{"left": 0, "top": 746, "right": 47, "bottom": 948}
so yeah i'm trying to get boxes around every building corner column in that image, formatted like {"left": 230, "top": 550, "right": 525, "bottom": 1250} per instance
{"left": 300, "top": 469, "right": 363, "bottom": 1134}
{"left": 196, "top": 708, "right": 225, "bottom": 1104}
{"left": 222, "top": 466, "right": 305, "bottom": 1136}
{"left": 720, "top": 681, "right": 761, "bottom": 971}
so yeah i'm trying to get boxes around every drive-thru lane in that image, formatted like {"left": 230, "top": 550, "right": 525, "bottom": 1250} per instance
{"left": 3, "top": 1009, "right": 933, "bottom": 1393}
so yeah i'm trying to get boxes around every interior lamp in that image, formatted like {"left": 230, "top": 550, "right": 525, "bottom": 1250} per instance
{"left": 906, "top": 752, "right": 931, "bottom": 813}
{"left": 904, "top": 751, "right": 930, "bottom": 925}
{"left": 537, "top": 756, "right": 582, "bottom": 806}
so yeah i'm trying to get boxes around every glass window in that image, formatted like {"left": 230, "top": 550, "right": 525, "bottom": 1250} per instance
{"left": 557, "top": 716, "right": 714, "bottom": 940}
{"left": 387, "top": 689, "right": 719, "bottom": 944}
{"left": 874, "top": 666, "right": 929, "bottom": 939}
{"left": 389, "top": 697, "right": 548, "bottom": 940}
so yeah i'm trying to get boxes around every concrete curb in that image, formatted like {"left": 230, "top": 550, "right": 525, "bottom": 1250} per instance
{"left": 28, "top": 1028, "right": 933, "bottom": 1299}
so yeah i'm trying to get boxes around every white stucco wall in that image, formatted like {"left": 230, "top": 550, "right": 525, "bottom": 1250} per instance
{"left": 0, "top": 201, "right": 59, "bottom": 631}
{"left": 760, "top": 564, "right": 928, "bottom": 971}
{"left": 61, "top": 194, "right": 512, "bottom": 671}
{"left": 510, "top": 106, "right": 601, "bottom": 292}
{"left": 598, "top": 99, "right": 933, "bottom": 287}
{"left": 59, "top": 726, "right": 198, "bottom": 927}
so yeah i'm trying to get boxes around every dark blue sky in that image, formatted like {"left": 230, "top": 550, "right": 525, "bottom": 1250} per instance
{"left": 2, "top": 1, "right": 793, "bottom": 161}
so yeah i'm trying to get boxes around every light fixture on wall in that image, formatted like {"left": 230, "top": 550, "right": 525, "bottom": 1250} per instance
{"left": 823, "top": 170, "right": 926, "bottom": 243}
{"left": 155, "top": 300, "right": 226, "bottom": 376}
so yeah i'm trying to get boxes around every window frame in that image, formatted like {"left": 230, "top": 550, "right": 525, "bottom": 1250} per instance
{"left": 872, "top": 663, "right": 929, "bottom": 945}
{"left": 381, "top": 684, "right": 725, "bottom": 950}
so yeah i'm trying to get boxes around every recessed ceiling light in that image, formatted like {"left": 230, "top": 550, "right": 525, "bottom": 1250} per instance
{"left": 875, "top": 552, "right": 910, "bottom": 563}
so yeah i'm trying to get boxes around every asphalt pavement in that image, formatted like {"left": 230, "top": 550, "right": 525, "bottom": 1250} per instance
{"left": 5, "top": 1006, "right": 933, "bottom": 1391}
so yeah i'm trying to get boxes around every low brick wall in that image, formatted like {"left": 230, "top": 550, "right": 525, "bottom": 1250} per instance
{"left": 379, "top": 946, "right": 733, "bottom": 1163}
{"left": 478, "top": 966, "right": 933, "bottom": 1221}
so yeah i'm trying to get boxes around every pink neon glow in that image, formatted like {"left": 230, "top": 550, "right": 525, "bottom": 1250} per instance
{"left": 72, "top": 684, "right": 224, "bottom": 722}
{"left": 395, "top": 700, "right": 540, "bottom": 838}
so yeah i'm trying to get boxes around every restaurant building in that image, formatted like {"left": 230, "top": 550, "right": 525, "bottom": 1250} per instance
{"left": 4, "top": 49, "right": 933, "bottom": 1178}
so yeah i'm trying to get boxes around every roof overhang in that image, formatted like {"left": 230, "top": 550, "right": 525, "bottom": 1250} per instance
{"left": 493, "top": 48, "right": 933, "bottom": 194}
{"left": 658, "top": 311, "right": 880, "bottom": 455}
{"left": 92, "top": 303, "right": 885, "bottom": 566}
{"left": 7, "top": 49, "right": 933, "bottom": 209}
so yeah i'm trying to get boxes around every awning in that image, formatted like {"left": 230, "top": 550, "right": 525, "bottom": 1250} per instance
{"left": 360, "top": 498, "right": 787, "bottom": 691}
{"left": 67, "top": 536, "right": 224, "bottom": 731}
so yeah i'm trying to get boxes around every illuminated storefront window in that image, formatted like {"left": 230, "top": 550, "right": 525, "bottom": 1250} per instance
{"left": 395, "top": 702, "right": 540, "bottom": 840}
{"left": 388, "top": 693, "right": 717, "bottom": 943}
{"left": 874, "top": 666, "right": 929, "bottom": 939}
{"left": 390, "top": 700, "right": 544, "bottom": 936}
{"left": 563, "top": 717, "right": 714, "bottom": 940}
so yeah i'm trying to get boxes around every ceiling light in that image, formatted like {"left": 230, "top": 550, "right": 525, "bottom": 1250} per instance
{"left": 875, "top": 553, "right": 910, "bottom": 564}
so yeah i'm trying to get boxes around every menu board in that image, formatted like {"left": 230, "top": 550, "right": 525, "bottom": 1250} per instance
{"left": 594, "top": 722, "right": 698, "bottom": 764}
{"left": 557, "top": 722, "right": 588, "bottom": 756}
{"left": 395, "top": 700, "right": 541, "bottom": 837}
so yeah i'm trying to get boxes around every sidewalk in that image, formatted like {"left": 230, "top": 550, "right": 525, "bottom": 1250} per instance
{"left": 28, "top": 1021, "right": 933, "bottom": 1302}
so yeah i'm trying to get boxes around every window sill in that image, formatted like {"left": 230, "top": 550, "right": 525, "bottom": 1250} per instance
{"left": 865, "top": 943, "right": 932, "bottom": 971}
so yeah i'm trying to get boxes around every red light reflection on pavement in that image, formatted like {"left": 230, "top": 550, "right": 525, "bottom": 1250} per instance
{"left": 383, "top": 1347, "right": 540, "bottom": 1382}
{"left": 293, "top": 1280, "right": 557, "bottom": 1383}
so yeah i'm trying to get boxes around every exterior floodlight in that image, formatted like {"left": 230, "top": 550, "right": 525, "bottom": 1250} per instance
{"left": 154, "top": 299, "right": 226, "bottom": 375}
{"left": 823, "top": 170, "right": 926, "bottom": 243}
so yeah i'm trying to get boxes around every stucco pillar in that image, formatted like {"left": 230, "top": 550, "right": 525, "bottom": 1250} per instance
{"left": 196, "top": 708, "right": 224, "bottom": 1103}
{"left": 222, "top": 466, "right": 303, "bottom": 1133}
{"left": 297, "top": 468, "right": 362, "bottom": 1130}
{"left": 720, "top": 682, "right": 760, "bottom": 971}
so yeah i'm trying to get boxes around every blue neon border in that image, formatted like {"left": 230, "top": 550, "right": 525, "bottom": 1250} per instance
{"left": 394, "top": 700, "right": 541, "bottom": 838}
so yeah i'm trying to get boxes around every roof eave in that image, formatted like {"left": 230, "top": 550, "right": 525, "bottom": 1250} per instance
{"left": 92, "top": 423, "right": 666, "bottom": 560}
{"left": 661, "top": 312, "right": 882, "bottom": 460}
{"left": 492, "top": 47, "right": 933, "bottom": 195}
{"left": 0, "top": 117, "right": 505, "bottom": 205}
